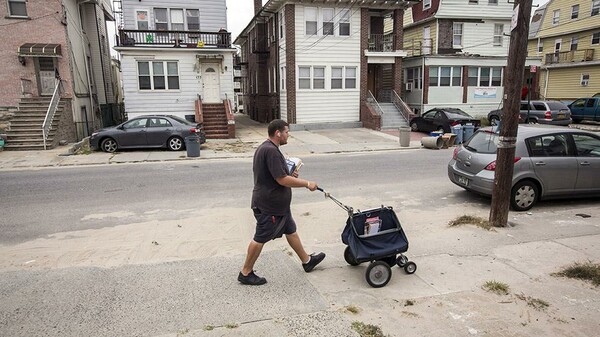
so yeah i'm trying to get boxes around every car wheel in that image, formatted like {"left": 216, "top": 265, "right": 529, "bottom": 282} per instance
{"left": 510, "top": 180, "right": 539, "bottom": 211}
{"left": 572, "top": 118, "right": 582, "bottom": 124}
{"left": 489, "top": 115, "right": 500, "bottom": 126}
{"left": 100, "top": 138, "right": 117, "bottom": 153}
{"left": 437, "top": 126, "right": 445, "bottom": 133}
{"left": 410, "top": 122, "right": 419, "bottom": 132}
{"left": 167, "top": 136, "right": 184, "bottom": 151}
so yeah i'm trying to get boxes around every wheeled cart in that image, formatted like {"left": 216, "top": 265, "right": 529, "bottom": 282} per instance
{"left": 318, "top": 188, "right": 416, "bottom": 288}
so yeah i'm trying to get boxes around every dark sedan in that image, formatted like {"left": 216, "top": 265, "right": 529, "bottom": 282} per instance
{"left": 90, "top": 115, "right": 206, "bottom": 153}
{"left": 410, "top": 108, "right": 480, "bottom": 133}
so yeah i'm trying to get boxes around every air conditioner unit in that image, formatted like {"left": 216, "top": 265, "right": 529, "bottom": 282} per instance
{"left": 405, "top": 82, "right": 413, "bottom": 92}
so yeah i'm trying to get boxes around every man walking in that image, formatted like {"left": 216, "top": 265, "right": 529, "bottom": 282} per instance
{"left": 238, "top": 119, "right": 325, "bottom": 285}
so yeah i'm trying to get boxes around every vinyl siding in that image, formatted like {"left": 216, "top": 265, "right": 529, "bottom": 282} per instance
{"left": 461, "top": 21, "right": 510, "bottom": 56}
{"left": 533, "top": 0, "right": 600, "bottom": 38}
{"left": 121, "top": 0, "right": 227, "bottom": 32}
{"left": 404, "top": 22, "right": 437, "bottom": 55}
{"left": 436, "top": 0, "right": 513, "bottom": 19}
{"left": 528, "top": 31, "right": 600, "bottom": 63}
{"left": 540, "top": 65, "right": 600, "bottom": 100}
{"left": 293, "top": 4, "right": 361, "bottom": 123}
{"left": 279, "top": 8, "right": 287, "bottom": 121}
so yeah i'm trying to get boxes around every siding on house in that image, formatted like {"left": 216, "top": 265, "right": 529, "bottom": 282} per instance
{"left": 436, "top": 0, "right": 513, "bottom": 19}
{"left": 278, "top": 8, "right": 288, "bottom": 121}
{"left": 461, "top": 21, "right": 510, "bottom": 56}
{"left": 539, "top": 65, "right": 600, "bottom": 100}
{"left": 404, "top": 21, "right": 438, "bottom": 55}
{"left": 534, "top": 0, "right": 599, "bottom": 38}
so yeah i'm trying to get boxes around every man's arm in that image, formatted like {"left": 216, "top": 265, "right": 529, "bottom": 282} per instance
{"left": 276, "top": 176, "right": 318, "bottom": 191}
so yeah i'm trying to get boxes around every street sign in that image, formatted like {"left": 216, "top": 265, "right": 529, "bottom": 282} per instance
{"left": 511, "top": 4, "right": 520, "bottom": 31}
{"left": 530, "top": 65, "right": 537, "bottom": 73}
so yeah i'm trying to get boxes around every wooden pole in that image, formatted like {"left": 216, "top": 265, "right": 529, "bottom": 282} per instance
{"left": 489, "top": 0, "right": 533, "bottom": 227}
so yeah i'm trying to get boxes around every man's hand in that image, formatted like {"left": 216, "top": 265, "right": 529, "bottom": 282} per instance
{"left": 307, "top": 181, "right": 318, "bottom": 191}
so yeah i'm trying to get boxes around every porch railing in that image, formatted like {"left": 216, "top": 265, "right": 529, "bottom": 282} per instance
{"left": 42, "top": 78, "right": 62, "bottom": 150}
{"left": 368, "top": 34, "right": 395, "bottom": 52}
{"left": 118, "top": 29, "right": 231, "bottom": 48}
{"left": 392, "top": 90, "right": 412, "bottom": 123}
{"left": 545, "top": 49, "right": 594, "bottom": 64}
{"left": 368, "top": 90, "right": 385, "bottom": 115}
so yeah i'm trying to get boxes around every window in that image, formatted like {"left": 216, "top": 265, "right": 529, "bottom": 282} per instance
{"left": 137, "top": 61, "right": 179, "bottom": 90}
{"left": 339, "top": 9, "right": 350, "bottom": 36}
{"left": 8, "top": 0, "right": 27, "bottom": 16}
{"left": 331, "top": 67, "right": 343, "bottom": 89}
{"left": 593, "top": 32, "right": 600, "bottom": 45}
{"left": 124, "top": 118, "right": 148, "bottom": 129}
{"left": 281, "top": 66, "right": 285, "bottom": 90}
{"left": 468, "top": 67, "right": 503, "bottom": 86}
{"left": 305, "top": 7, "right": 318, "bottom": 35}
{"left": 148, "top": 118, "right": 172, "bottom": 128}
{"left": 170, "top": 9, "right": 184, "bottom": 30}
{"left": 322, "top": 8, "right": 334, "bottom": 35}
{"left": 313, "top": 67, "right": 325, "bottom": 89}
{"left": 423, "top": 0, "right": 431, "bottom": 10}
{"left": 479, "top": 67, "right": 490, "bottom": 86}
{"left": 430, "top": 66, "right": 462, "bottom": 87}
{"left": 537, "top": 40, "right": 543, "bottom": 52}
{"left": 572, "top": 134, "right": 600, "bottom": 157}
{"left": 469, "top": 0, "right": 479, "bottom": 4}
{"left": 571, "top": 5, "right": 579, "bottom": 19}
{"left": 406, "top": 67, "right": 422, "bottom": 90}
{"left": 279, "top": 11, "right": 285, "bottom": 39}
{"left": 581, "top": 74, "right": 589, "bottom": 86}
{"left": 154, "top": 8, "right": 168, "bottom": 31}
{"left": 570, "top": 37, "right": 578, "bottom": 51}
{"left": 136, "top": 10, "right": 149, "bottom": 30}
{"left": 493, "top": 24, "right": 504, "bottom": 46}
{"left": 299, "top": 66, "right": 311, "bottom": 89}
{"left": 186, "top": 9, "right": 199, "bottom": 31}
{"left": 491, "top": 67, "right": 502, "bottom": 86}
{"left": 593, "top": 1, "right": 600, "bottom": 16}
{"left": 527, "top": 134, "right": 569, "bottom": 157}
{"left": 552, "top": 10, "right": 560, "bottom": 25}
{"left": 453, "top": 23, "right": 463, "bottom": 47}
{"left": 488, "top": 0, "right": 498, "bottom": 4}
{"left": 273, "top": 66, "right": 277, "bottom": 93}
{"left": 345, "top": 67, "right": 356, "bottom": 88}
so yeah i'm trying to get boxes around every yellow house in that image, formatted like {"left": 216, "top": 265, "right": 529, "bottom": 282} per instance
{"left": 528, "top": 0, "right": 600, "bottom": 100}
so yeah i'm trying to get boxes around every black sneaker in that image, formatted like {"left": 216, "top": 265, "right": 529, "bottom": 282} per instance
{"left": 238, "top": 271, "right": 267, "bottom": 285}
{"left": 303, "top": 252, "right": 326, "bottom": 272}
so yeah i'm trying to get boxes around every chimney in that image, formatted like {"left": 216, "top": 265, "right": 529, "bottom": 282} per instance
{"left": 254, "top": 0, "right": 262, "bottom": 15}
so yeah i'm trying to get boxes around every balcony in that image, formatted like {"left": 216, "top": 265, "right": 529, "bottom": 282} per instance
{"left": 117, "top": 29, "right": 231, "bottom": 48}
{"left": 545, "top": 49, "right": 594, "bottom": 64}
{"left": 368, "top": 34, "right": 395, "bottom": 52}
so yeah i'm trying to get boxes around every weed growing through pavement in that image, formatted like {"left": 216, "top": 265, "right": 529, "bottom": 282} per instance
{"left": 344, "top": 305, "right": 360, "bottom": 314}
{"left": 404, "top": 299, "right": 415, "bottom": 306}
{"left": 552, "top": 261, "right": 600, "bottom": 286}
{"left": 515, "top": 293, "right": 549, "bottom": 311}
{"left": 224, "top": 323, "right": 239, "bottom": 329}
{"left": 351, "top": 321, "right": 388, "bottom": 337}
{"left": 176, "top": 328, "right": 189, "bottom": 335}
{"left": 203, "top": 325, "right": 214, "bottom": 331}
{"left": 448, "top": 215, "right": 493, "bottom": 231}
{"left": 482, "top": 280, "right": 510, "bottom": 295}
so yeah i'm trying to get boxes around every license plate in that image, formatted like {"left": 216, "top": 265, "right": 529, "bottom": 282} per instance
{"left": 457, "top": 175, "right": 469, "bottom": 186}
{"left": 465, "top": 123, "right": 473, "bottom": 126}
{"left": 557, "top": 113, "right": 565, "bottom": 119}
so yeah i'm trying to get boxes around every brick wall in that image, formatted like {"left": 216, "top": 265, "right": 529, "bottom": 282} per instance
{"left": 392, "top": 9, "right": 404, "bottom": 94}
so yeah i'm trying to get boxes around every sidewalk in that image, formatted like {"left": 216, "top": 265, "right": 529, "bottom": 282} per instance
{"left": 0, "top": 113, "right": 425, "bottom": 169}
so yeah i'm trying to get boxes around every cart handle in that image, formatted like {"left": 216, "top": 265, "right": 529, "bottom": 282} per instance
{"left": 316, "top": 187, "right": 353, "bottom": 215}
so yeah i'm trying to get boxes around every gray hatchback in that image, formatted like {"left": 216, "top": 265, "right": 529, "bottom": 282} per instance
{"left": 487, "top": 100, "right": 572, "bottom": 126}
{"left": 448, "top": 125, "right": 600, "bottom": 211}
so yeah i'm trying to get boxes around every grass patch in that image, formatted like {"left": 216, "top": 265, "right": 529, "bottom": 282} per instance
{"left": 552, "top": 261, "right": 600, "bottom": 286}
{"left": 203, "top": 325, "right": 214, "bottom": 331}
{"left": 224, "top": 323, "right": 239, "bottom": 329}
{"left": 176, "top": 328, "right": 189, "bottom": 336}
{"left": 344, "top": 305, "right": 360, "bottom": 314}
{"left": 404, "top": 299, "right": 415, "bottom": 306}
{"left": 351, "top": 321, "right": 388, "bottom": 337}
{"left": 448, "top": 215, "right": 493, "bottom": 230}
{"left": 482, "top": 280, "right": 510, "bottom": 295}
{"left": 516, "top": 293, "right": 549, "bottom": 311}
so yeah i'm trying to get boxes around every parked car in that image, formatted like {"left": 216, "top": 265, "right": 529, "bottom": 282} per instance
{"left": 487, "top": 100, "right": 572, "bottom": 126}
{"left": 410, "top": 108, "right": 480, "bottom": 133}
{"left": 448, "top": 125, "right": 600, "bottom": 211}
{"left": 90, "top": 115, "right": 206, "bottom": 153}
{"left": 568, "top": 97, "right": 600, "bottom": 123}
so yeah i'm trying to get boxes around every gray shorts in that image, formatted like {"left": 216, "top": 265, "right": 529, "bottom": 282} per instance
{"left": 252, "top": 208, "right": 297, "bottom": 244}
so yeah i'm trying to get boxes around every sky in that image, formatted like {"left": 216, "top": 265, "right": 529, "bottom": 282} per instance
{"left": 226, "top": 0, "right": 552, "bottom": 42}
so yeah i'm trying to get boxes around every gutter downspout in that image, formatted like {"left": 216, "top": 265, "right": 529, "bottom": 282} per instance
{"left": 544, "top": 68, "right": 549, "bottom": 99}
{"left": 421, "top": 56, "right": 425, "bottom": 114}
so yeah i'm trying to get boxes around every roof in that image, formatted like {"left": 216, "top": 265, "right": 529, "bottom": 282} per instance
{"left": 18, "top": 43, "right": 62, "bottom": 57}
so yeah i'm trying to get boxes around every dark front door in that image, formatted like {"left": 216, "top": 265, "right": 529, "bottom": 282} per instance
{"left": 367, "top": 64, "right": 379, "bottom": 99}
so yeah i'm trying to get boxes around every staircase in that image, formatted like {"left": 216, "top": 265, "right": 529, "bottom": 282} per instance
{"left": 3, "top": 97, "right": 63, "bottom": 151}
{"left": 379, "top": 103, "right": 409, "bottom": 129}
{"left": 202, "top": 103, "right": 229, "bottom": 139}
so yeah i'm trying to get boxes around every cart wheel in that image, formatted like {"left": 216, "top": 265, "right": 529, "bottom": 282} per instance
{"left": 380, "top": 255, "right": 396, "bottom": 267}
{"left": 344, "top": 246, "right": 359, "bottom": 266}
{"left": 396, "top": 254, "right": 408, "bottom": 268}
{"left": 365, "top": 261, "right": 392, "bottom": 288}
{"left": 404, "top": 261, "right": 417, "bottom": 274}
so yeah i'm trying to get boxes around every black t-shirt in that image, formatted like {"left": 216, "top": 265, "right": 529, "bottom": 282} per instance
{"left": 251, "top": 140, "right": 292, "bottom": 215}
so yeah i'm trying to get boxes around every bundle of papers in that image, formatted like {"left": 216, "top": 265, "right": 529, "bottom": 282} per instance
{"left": 364, "top": 216, "right": 381, "bottom": 236}
{"left": 286, "top": 157, "right": 303, "bottom": 175}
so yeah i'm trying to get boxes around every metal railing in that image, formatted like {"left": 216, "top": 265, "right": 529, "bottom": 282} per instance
{"left": 117, "top": 29, "right": 231, "bottom": 48}
{"left": 545, "top": 49, "right": 594, "bottom": 64}
{"left": 368, "top": 34, "right": 395, "bottom": 52}
{"left": 392, "top": 90, "right": 412, "bottom": 123}
{"left": 42, "top": 79, "right": 62, "bottom": 150}
{"left": 368, "top": 90, "right": 385, "bottom": 115}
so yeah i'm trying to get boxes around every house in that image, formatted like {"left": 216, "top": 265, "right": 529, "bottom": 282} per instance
{"left": 114, "top": 0, "right": 237, "bottom": 139}
{"left": 401, "top": 0, "right": 542, "bottom": 118}
{"left": 527, "top": 0, "right": 600, "bottom": 100}
{"left": 234, "top": 0, "right": 420, "bottom": 131}
{"left": 0, "top": 0, "right": 117, "bottom": 150}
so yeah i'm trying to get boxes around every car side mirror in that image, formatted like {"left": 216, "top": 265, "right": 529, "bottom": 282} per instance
{"left": 117, "top": 125, "right": 124, "bottom": 130}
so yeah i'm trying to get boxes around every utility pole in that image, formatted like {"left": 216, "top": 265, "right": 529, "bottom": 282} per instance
{"left": 489, "top": 0, "right": 533, "bottom": 227}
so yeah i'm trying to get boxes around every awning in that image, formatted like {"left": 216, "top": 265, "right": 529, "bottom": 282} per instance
{"left": 18, "top": 43, "right": 62, "bottom": 57}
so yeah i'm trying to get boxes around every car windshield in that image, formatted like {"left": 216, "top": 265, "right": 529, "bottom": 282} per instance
{"left": 169, "top": 115, "right": 196, "bottom": 126}
{"left": 546, "top": 102, "right": 568, "bottom": 110}
{"left": 444, "top": 109, "right": 471, "bottom": 118}
{"left": 464, "top": 130, "right": 499, "bottom": 154}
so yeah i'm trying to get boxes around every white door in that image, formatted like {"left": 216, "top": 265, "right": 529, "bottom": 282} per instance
{"left": 38, "top": 58, "right": 56, "bottom": 95}
{"left": 423, "top": 27, "right": 431, "bottom": 55}
{"left": 202, "top": 64, "right": 220, "bottom": 103}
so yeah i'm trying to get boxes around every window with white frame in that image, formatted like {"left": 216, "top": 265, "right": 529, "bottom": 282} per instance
{"left": 299, "top": 66, "right": 311, "bottom": 89}
{"left": 453, "top": 23, "right": 463, "bottom": 47}
{"left": 322, "top": 8, "right": 334, "bottom": 36}
{"left": 571, "top": 5, "right": 579, "bottom": 19}
{"left": 429, "top": 66, "right": 462, "bottom": 87}
{"left": 331, "top": 67, "right": 343, "bottom": 89}
{"left": 593, "top": 1, "right": 600, "bottom": 16}
{"left": 281, "top": 66, "right": 286, "bottom": 90}
{"left": 593, "top": 32, "right": 600, "bottom": 45}
{"left": 279, "top": 11, "right": 285, "bottom": 38}
{"left": 8, "top": 0, "right": 27, "bottom": 17}
{"left": 305, "top": 7, "right": 318, "bottom": 35}
{"left": 493, "top": 24, "right": 504, "bottom": 46}
{"left": 339, "top": 9, "right": 350, "bottom": 36}
{"left": 468, "top": 67, "right": 503, "bottom": 86}
{"left": 570, "top": 37, "right": 578, "bottom": 51}
{"left": 537, "top": 40, "right": 543, "bottom": 52}
{"left": 273, "top": 66, "right": 277, "bottom": 93}
{"left": 138, "top": 61, "right": 179, "bottom": 90}
{"left": 345, "top": 67, "right": 357, "bottom": 89}
{"left": 313, "top": 67, "right": 325, "bottom": 89}
{"left": 154, "top": 8, "right": 168, "bottom": 31}
{"left": 186, "top": 9, "right": 199, "bottom": 30}
{"left": 406, "top": 67, "right": 422, "bottom": 90}
{"left": 488, "top": 0, "right": 498, "bottom": 4}
{"left": 552, "top": 10, "right": 560, "bottom": 25}
{"left": 423, "top": 0, "right": 431, "bottom": 10}
{"left": 170, "top": 9, "right": 184, "bottom": 30}
{"left": 581, "top": 74, "right": 589, "bottom": 86}
{"left": 136, "top": 10, "right": 149, "bottom": 30}
{"left": 469, "top": 0, "right": 478, "bottom": 4}
{"left": 268, "top": 68, "right": 271, "bottom": 93}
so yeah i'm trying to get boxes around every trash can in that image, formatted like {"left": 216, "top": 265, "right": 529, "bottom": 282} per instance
{"left": 421, "top": 136, "right": 443, "bottom": 149}
{"left": 399, "top": 126, "right": 411, "bottom": 147}
{"left": 462, "top": 125, "right": 475, "bottom": 142}
{"left": 451, "top": 125, "right": 463, "bottom": 144}
{"left": 185, "top": 135, "right": 201, "bottom": 157}
{"left": 0, "top": 134, "right": 6, "bottom": 151}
